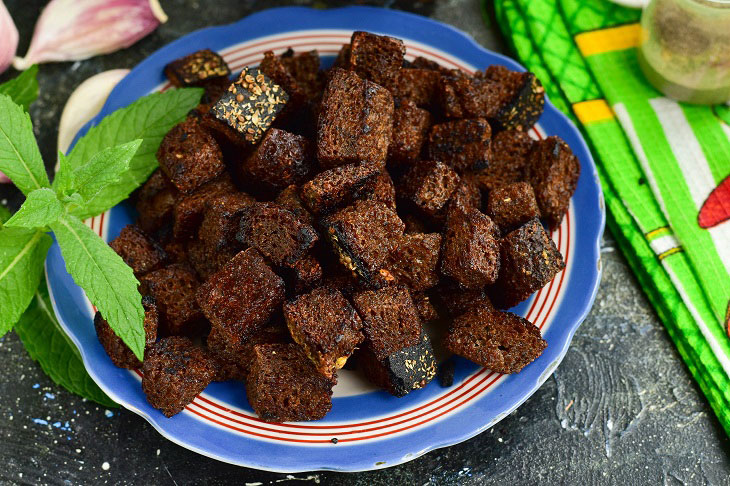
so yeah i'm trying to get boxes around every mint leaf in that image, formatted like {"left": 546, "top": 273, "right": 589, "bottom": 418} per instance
{"left": 0, "top": 95, "right": 50, "bottom": 195}
{"left": 0, "top": 205, "right": 10, "bottom": 225}
{"left": 73, "top": 139, "right": 142, "bottom": 203}
{"left": 5, "top": 188, "right": 63, "bottom": 229}
{"left": 64, "top": 88, "right": 203, "bottom": 218}
{"left": 15, "top": 277, "right": 118, "bottom": 408}
{"left": 50, "top": 215, "right": 145, "bottom": 360}
{"left": 0, "top": 65, "right": 39, "bottom": 112}
{"left": 53, "top": 152, "right": 74, "bottom": 196}
{"left": 0, "top": 228, "right": 52, "bottom": 336}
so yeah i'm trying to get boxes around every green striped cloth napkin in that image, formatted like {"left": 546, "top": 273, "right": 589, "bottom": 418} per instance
{"left": 488, "top": 0, "right": 730, "bottom": 435}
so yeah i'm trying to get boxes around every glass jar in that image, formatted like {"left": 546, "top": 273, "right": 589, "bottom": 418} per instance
{"left": 638, "top": 0, "right": 730, "bottom": 104}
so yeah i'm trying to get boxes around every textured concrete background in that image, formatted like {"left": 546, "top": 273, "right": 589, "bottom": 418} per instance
{"left": 1, "top": 1, "right": 729, "bottom": 484}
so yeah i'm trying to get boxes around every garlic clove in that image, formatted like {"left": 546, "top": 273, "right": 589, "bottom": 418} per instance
{"left": 0, "top": 0, "right": 19, "bottom": 75}
{"left": 13, "top": 0, "right": 167, "bottom": 71}
{"left": 56, "top": 69, "right": 130, "bottom": 172}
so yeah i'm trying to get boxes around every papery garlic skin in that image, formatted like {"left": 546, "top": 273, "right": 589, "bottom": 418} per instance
{"left": 0, "top": 0, "right": 19, "bottom": 75}
{"left": 13, "top": 0, "right": 167, "bottom": 71}
{"left": 56, "top": 69, "right": 130, "bottom": 171}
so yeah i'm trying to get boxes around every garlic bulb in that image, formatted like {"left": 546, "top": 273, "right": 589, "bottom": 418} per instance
{"left": 13, "top": 0, "right": 168, "bottom": 71}
{"left": 0, "top": 0, "right": 18, "bottom": 75}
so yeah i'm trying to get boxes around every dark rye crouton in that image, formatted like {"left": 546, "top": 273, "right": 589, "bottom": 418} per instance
{"left": 352, "top": 287, "right": 435, "bottom": 397}
{"left": 348, "top": 31, "right": 405, "bottom": 89}
{"left": 391, "top": 68, "right": 439, "bottom": 107}
{"left": 317, "top": 68, "right": 394, "bottom": 169}
{"left": 447, "top": 176, "right": 482, "bottom": 216}
{"left": 275, "top": 185, "right": 314, "bottom": 224}
{"left": 207, "top": 322, "right": 290, "bottom": 382}
{"left": 478, "top": 65, "right": 545, "bottom": 132}
{"left": 142, "top": 336, "right": 216, "bottom": 417}
{"left": 109, "top": 225, "right": 168, "bottom": 278}
{"left": 172, "top": 174, "right": 236, "bottom": 240}
{"left": 487, "top": 182, "right": 540, "bottom": 233}
{"left": 412, "top": 291, "right": 439, "bottom": 323}
{"left": 164, "top": 49, "right": 231, "bottom": 87}
{"left": 332, "top": 44, "right": 351, "bottom": 69}
{"left": 409, "top": 56, "right": 443, "bottom": 71}
{"left": 434, "top": 280, "right": 494, "bottom": 318}
{"left": 437, "top": 69, "right": 500, "bottom": 120}
{"left": 444, "top": 304, "right": 547, "bottom": 374}
{"left": 284, "top": 287, "right": 364, "bottom": 379}
{"left": 427, "top": 118, "right": 492, "bottom": 174}
{"left": 196, "top": 77, "right": 233, "bottom": 115}
{"left": 237, "top": 202, "right": 319, "bottom": 266}
{"left": 196, "top": 248, "right": 285, "bottom": 348}
{"left": 440, "top": 208, "right": 500, "bottom": 289}
{"left": 299, "top": 162, "right": 380, "bottom": 215}
{"left": 475, "top": 129, "right": 535, "bottom": 191}
{"left": 239, "top": 128, "right": 313, "bottom": 192}
{"left": 94, "top": 296, "right": 158, "bottom": 369}
{"left": 397, "top": 160, "right": 460, "bottom": 222}
{"left": 492, "top": 218, "right": 565, "bottom": 309}
{"left": 281, "top": 254, "right": 323, "bottom": 295}
{"left": 246, "top": 343, "right": 334, "bottom": 422}
{"left": 386, "top": 233, "right": 442, "bottom": 291}
{"left": 136, "top": 169, "right": 178, "bottom": 235}
{"left": 210, "top": 67, "right": 289, "bottom": 144}
{"left": 156, "top": 117, "right": 225, "bottom": 194}
{"left": 364, "top": 170, "right": 397, "bottom": 210}
{"left": 388, "top": 99, "right": 431, "bottom": 167}
{"left": 187, "top": 193, "right": 254, "bottom": 279}
{"left": 322, "top": 200, "right": 405, "bottom": 285}
{"left": 525, "top": 136, "right": 580, "bottom": 230}
{"left": 260, "top": 50, "right": 324, "bottom": 109}
{"left": 140, "top": 264, "right": 206, "bottom": 337}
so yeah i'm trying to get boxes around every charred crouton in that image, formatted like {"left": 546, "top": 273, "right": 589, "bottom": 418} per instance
{"left": 348, "top": 31, "right": 405, "bottom": 88}
{"left": 492, "top": 218, "right": 565, "bottom": 309}
{"left": 136, "top": 169, "right": 178, "bottom": 235}
{"left": 109, "top": 225, "right": 168, "bottom": 278}
{"left": 388, "top": 99, "right": 431, "bottom": 167}
{"left": 427, "top": 118, "right": 492, "bottom": 174}
{"left": 142, "top": 336, "right": 216, "bottom": 417}
{"left": 237, "top": 202, "right": 319, "bottom": 266}
{"left": 386, "top": 233, "right": 442, "bottom": 291}
{"left": 412, "top": 291, "right": 439, "bottom": 323}
{"left": 486, "top": 182, "right": 540, "bottom": 233}
{"left": 239, "top": 128, "right": 313, "bottom": 192}
{"left": 397, "top": 160, "right": 460, "bottom": 222}
{"left": 275, "top": 185, "right": 314, "bottom": 224}
{"left": 94, "top": 296, "right": 158, "bottom": 369}
{"left": 156, "top": 117, "right": 225, "bottom": 194}
{"left": 246, "top": 343, "right": 334, "bottom": 422}
{"left": 283, "top": 287, "right": 364, "bottom": 379}
{"left": 210, "top": 67, "right": 289, "bottom": 145}
{"left": 196, "top": 77, "right": 233, "bottom": 115}
{"left": 281, "top": 254, "right": 323, "bottom": 295}
{"left": 196, "top": 248, "right": 286, "bottom": 348}
{"left": 207, "top": 322, "right": 290, "bottom": 382}
{"left": 447, "top": 176, "right": 482, "bottom": 216}
{"left": 317, "top": 68, "right": 394, "bottom": 169}
{"left": 437, "top": 70, "right": 500, "bottom": 120}
{"left": 299, "top": 162, "right": 380, "bottom": 215}
{"left": 434, "top": 279, "right": 494, "bottom": 318}
{"left": 391, "top": 68, "right": 439, "bottom": 107}
{"left": 164, "top": 49, "right": 231, "bottom": 87}
{"left": 478, "top": 65, "right": 545, "bottom": 132}
{"left": 322, "top": 200, "right": 405, "bottom": 284}
{"left": 352, "top": 286, "right": 435, "bottom": 396}
{"left": 140, "top": 264, "right": 206, "bottom": 337}
{"left": 474, "top": 129, "right": 535, "bottom": 191}
{"left": 364, "top": 170, "right": 397, "bottom": 210}
{"left": 444, "top": 304, "right": 547, "bottom": 373}
{"left": 440, "top": 208, "right": 500, "bottom": 289}
{"left": 525, "top": 137, "right": 580, "bottom": 230}
{"left": 172, "top": 174, "right": 236, "bottom": 240}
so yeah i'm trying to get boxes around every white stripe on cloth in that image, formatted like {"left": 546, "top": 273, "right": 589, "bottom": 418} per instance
{"left": 649, "top": 233, "right": 680, "bottom": 256}
{"left": 649, "top": 97, "right": 730, "bottom": 278}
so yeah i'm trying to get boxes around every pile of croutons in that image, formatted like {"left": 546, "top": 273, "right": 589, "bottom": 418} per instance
{"left": 94, "top": 31, "right": 580, "bottom": 422}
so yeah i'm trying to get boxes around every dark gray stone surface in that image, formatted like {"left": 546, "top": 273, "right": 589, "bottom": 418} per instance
{"left": 1, "top": 1, "right": 729, "bottom": 484}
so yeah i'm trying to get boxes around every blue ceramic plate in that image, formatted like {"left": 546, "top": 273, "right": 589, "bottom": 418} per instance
{"left": 46, "top": 6, "right": 604, "bottom": 472}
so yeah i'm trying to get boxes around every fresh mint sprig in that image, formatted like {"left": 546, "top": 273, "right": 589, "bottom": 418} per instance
{"left": 0, "top": 79, "right": 203, "bottom": 364}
